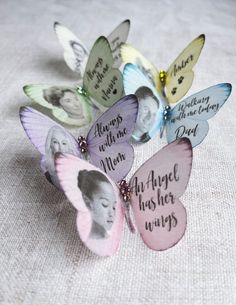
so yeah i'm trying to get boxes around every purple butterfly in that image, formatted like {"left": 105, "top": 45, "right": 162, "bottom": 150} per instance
{"left": 55, "top": 138, "right": 193, "bottom": 256}
{"left": 19, "top": 95, "right": 138, "bottom": 188}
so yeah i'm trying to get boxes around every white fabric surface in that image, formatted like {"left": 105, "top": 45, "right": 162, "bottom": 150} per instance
{"left": 0, "top": 0, "right": 236, "bottom": 304}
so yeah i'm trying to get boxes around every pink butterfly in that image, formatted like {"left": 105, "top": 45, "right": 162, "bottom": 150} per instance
{"left": 55, "top": 138, "right": 193, "bottom": 256}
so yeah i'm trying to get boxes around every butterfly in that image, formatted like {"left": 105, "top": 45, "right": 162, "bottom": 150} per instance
{"left": 123, "top": 63, "right": 232, "bottom": 146}
{"left": 19, "top": 94, "right": 138, "bottom": 189}
{"left": 55, "top": 137, "right": 193, "bottom": 256}
{"left": 121, "top": 34, "right": 205, "bottom": 104}
{"left": 23, "top": 35, "right": 125, "bottom": 126}
{"left": 54, "top": 19, "right": 130, "bottom": 77}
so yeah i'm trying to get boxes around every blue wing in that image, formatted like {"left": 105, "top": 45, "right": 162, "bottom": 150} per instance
{"left": 166, "top": 83, "right": 232, "bottom": 147}
{"left": 123, "top": 63, "right": 166, "bottom": 143}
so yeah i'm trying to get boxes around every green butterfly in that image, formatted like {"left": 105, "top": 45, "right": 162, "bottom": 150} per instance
{"left": 24, "top": 36, "right": 124, "bottom": 127}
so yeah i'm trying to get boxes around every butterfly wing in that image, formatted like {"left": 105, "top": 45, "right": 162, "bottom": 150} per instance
{"left": 123, "top": 63, "right": 166, "bottom": 142}
{"left": 54, "top": 22, "right": 89, "bottom": 76}
{"left": 19, "top": 106, "right": 80, "bottom": 188}
{"left": 55, "top": 154, "right": 124, "bottom": 256}
{"left": 166, "top": 83, "right": 232, "bottom": 147}
{"left": 129, "top": 138, "right": 193, "bottom": 251}
{"left": 121, "top": 44, "right": 160, "bottom": 90}
{"left": 23, "top": 84, "right": 92, "bottom": 127}
{"left": 165, "top": 34, "right": 205, "bottom": 104}
{"left": 83, "top": 36, "right": 124, "bottom": 108}
{"left": 107, "top": 19, "right": 130, "bottom": 68}
{"left": 86, "top": 94, "right": 138, "bottom": 182}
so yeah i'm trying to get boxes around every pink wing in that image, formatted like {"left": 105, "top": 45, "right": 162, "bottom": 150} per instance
{"left": 129, "top": 138, "right": 193, "bottom": 251}
{"left": 55, "top": 154, "right": 124, "bottom": 256}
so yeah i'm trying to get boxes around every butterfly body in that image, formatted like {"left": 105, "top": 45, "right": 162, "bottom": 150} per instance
{"left": 78, "top": 136, "right": 88, "bottom": 153}
{"left": 159, "top": 69, "right": 167, "bottom": 85}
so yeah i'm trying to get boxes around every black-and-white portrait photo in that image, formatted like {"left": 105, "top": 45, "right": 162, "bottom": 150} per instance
{"left": 43, "top": 87, "right": 86, "bottom": 123}
{"left": 77, "top": 170, "right": 117, "bottom": 240}
{"left": 44, "top": 125, "right": 78, "bottom": 187}
{"left": 132, "top": 87, "right": 160, "bottom": 142}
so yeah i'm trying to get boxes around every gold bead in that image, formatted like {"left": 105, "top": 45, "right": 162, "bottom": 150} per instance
{"left": 159, "top": 70, "right": 166, "bottom": 84}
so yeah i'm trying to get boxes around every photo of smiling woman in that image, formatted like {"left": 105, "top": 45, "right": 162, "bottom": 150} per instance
{"left": 44, "top": 126, "right": 78, "bottom": 188}
{"left": 43, "top": 86, "right": 88, "bottom": 125}
{"left": 132, "top": 87, "right": 160, "bottom": 143}
{"left": 77, "top": 170, "right": 117, "bottom": 239}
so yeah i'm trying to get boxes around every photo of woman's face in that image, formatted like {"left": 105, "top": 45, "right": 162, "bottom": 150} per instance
{"left": 59, "top": 91, "right": 83, "bottom": 117}
{"left": 50, "top": 129, "right": 70, "bottom": 154}
{"left": 136, "top": 96, "right": 159, "bottom": 134}
{"left": 89, "top": 181, "right": 116, "bottom": 231}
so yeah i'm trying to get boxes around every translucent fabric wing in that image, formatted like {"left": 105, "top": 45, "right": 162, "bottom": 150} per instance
{"left": 123, "top": 63, "right": 165, "bottom": 142}
{"left": 23, "top": 84, "right": 93, "bottom": 127}
{"left": 19, "top": 106, "right": 79, "bottom": 155}
{"left": 123, "top": 64, "right": 158, "bottom": 96}
{"left": 107, "top": 19, "right": 130, "bottom": 68}
{"left": 19, "top": 106, "right": 80, "bottom": 188}
{"left": 55, "top": 154, "right": 124, "bottom": 256}
{"left": 165, "top": 70, "right": 194, "bottom": 105}
{"left": 129, "top": 138, "right": 193, "bottom": 251}
{"left": 24, "top": 84, "right": 55, "bottom": 110}
{"left": 166, "top": 83, "right": 232, "bottom": 147}
{"left": 86, "top": 95, "right": 138, "bottom": 182}
{"left": 54, "top": 22, "right": 89, "bottom": 76}
{"left": 166, "top": 34, "right": 205, "bottom": 103}
{"left": 167, "top": 34, "right": 205, "bottom": 77}
{"left": 121, "top": 44, "right": 160, "bottom": 90}
{"left": 83, "top": 36, "right": 124, "bottom": 107}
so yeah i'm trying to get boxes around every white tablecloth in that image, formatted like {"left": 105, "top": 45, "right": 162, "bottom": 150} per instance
{"left": 0, "top": 0, "right": 236, "bottom": 304}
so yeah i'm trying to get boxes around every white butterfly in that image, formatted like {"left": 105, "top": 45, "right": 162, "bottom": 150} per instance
{"left": 54, "top": 20, "right": 130, "bottom": 77}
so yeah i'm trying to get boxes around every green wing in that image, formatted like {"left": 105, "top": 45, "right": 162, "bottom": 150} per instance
{"left": 83, "top": 36, "right": 124, "bottom": 107}
{"left": 23, "top": 84, "right": 93, "bottom": 127}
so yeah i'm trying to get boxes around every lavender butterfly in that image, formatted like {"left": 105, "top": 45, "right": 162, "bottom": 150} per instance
{"left": 55, "top": 138, "right": 193, "bottom": 256}
{"left": 19, "top": 95, "right": 138, "bottom": 188}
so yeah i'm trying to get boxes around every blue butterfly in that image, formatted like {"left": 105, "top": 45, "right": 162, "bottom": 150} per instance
{"left": 123, "top": 63, "right": 232, "bottom": 147}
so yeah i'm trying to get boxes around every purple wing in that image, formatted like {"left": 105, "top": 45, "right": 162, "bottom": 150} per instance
{"left": 129, "top": 138, "right": 193, "bottom": 251}
{"left": 86, "top": 95, "right": 138, "bottom": 182}
{"left": 55, "top": 154, "right": 124, "bottom": 256}
{"left": 19, "top": 106, "right": 80, "bottom": 188}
